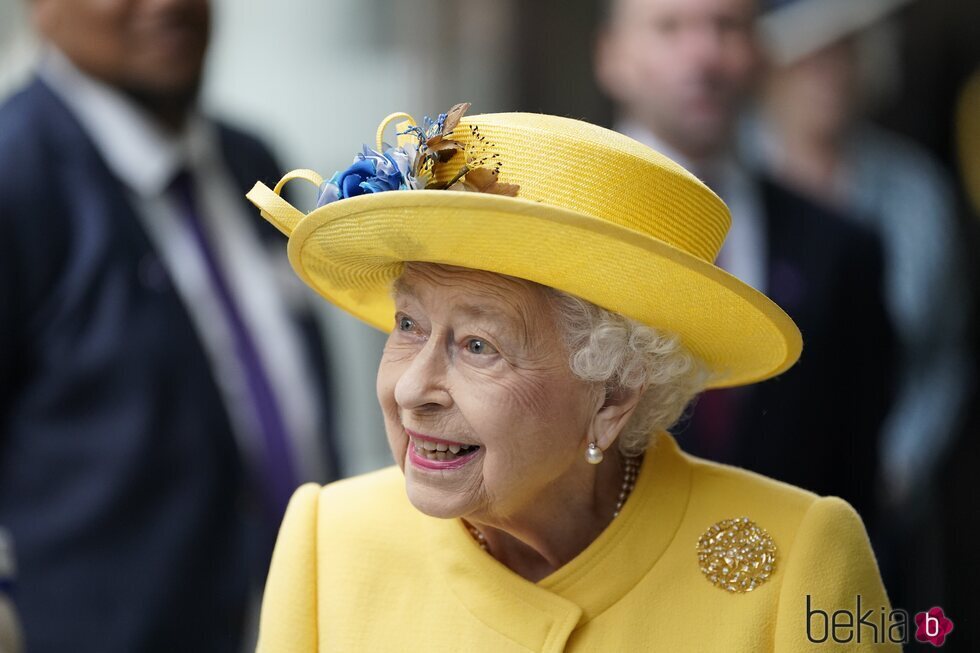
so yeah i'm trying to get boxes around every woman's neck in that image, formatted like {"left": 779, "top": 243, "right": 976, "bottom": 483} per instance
{"left": 465, "top": 448, "right": 631, "bottom": 582}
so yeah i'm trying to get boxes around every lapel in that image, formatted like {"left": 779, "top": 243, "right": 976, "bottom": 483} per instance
{"left": 25, "top": 78, "right": 179, "bottom": 315}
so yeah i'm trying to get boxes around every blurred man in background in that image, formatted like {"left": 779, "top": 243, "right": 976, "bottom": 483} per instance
{"left": 594, "top": 0, "right": 895, "bottom": 525}
{"left": 0, "top": 1, "right": 338, "bottom": 651}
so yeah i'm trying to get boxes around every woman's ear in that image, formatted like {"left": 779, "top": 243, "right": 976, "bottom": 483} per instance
{"left": 587, "top": 383, "right": 645, "bottom": 451}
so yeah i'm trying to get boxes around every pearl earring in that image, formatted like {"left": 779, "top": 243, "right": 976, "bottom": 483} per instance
{"left": 585, "top": 442, "right": 604, "bottom": 464}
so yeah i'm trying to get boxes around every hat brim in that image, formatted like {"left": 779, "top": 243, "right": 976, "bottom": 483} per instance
{"left": 285, "top": 190, "right": 801, "bottom": 389}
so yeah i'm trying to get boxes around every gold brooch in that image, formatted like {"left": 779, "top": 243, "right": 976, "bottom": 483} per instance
{"left": 697, "top": 517, "right": 776, "bottom": 593}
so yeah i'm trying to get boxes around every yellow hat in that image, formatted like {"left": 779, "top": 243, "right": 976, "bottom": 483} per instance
{"left": 247, "top": 108, "right": 801, "bottom": 388}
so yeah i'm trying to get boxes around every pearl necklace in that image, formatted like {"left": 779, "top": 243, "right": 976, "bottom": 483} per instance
{"left": 465, "top": 455, "right": 641, "bottom": 553}
{"left": 613, "top": 454, "right": 640, "bottom": 518}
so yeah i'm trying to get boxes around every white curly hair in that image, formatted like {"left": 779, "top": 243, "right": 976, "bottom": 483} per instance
{"left": 545, "top": 288, "right": 709, "bottom": 455}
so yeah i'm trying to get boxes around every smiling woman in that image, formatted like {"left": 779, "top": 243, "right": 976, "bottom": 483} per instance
{"left": 247, "top": 105, "right": 899, "bottom": 652}
{"left": 379, "top": 262, "right": 706, "bottom": 580}
{"left": 378, "top": 262, "right": 700, "bottom": 579}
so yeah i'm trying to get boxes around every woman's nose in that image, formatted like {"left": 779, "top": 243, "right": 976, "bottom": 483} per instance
{"left": 393, "top": 336, "right": 453, "bottom": 412}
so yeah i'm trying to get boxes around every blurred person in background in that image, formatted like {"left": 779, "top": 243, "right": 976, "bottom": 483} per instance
{"left": 944, "top": 62, "right": 980, "bottom": 651}
{"left": 594, "top": 0, "right": 895, "bottom": 526}
{"left": 749, "top": 0, "right": 971, "bottom": 511}
{"left": 0, "top": 0, "right": 338, "bottom": 651}
{"left": 745, "top": 0, "right": 973, "bottom": 617}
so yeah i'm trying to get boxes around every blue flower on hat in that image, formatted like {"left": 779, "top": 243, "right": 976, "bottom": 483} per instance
{"left": 316, "top": 146, "right": 419, "bottom": 208}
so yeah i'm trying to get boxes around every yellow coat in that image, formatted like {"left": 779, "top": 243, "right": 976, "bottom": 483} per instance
{"left": 257, "top": 433, "right": 901, "bottom": 652}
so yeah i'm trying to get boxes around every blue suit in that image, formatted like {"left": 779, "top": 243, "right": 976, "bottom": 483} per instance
{"left": 0, "top": 78, "right": 335, "bottom": 652}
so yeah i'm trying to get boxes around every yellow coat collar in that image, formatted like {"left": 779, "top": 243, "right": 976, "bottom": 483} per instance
{"left": 426, "top": 433, "right": 692, "bottom": 647}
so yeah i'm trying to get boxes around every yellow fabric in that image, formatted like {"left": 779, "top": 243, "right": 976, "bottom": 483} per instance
{"left": 257, "top": 434, "right": 899, "bottom": 652}
{"left": 956, "top": 68, "right": 980, "bottom": 217}
{"left": 245, "top": 112, "right": 803, "bottom": 388}
{"left": 375, "top": 113, "right": 417, "bottom": 150}
{"left": 245, "top": 181, "right": 305, "bottom": 237}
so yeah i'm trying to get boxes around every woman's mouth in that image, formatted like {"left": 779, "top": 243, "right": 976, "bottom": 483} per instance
{"left": 412, "top": 438, "right": 479, "bottom": 461}
{"left": 405, "top": 429, "right": 481, "bottom": 469}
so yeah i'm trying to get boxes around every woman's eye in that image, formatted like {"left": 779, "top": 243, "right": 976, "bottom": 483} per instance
{"left": 465, "top": 338, "right": 497, "bottom": 355}
{"left": 397, "top": 315, "right": 416, "bottom": 332}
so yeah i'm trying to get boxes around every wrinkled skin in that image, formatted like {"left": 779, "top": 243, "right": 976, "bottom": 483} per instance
{"left": 376, "top": 263, "right": 641, "bottom": 580}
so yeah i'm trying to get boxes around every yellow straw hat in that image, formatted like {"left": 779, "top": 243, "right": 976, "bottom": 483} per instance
{"left": 247, "top": 107, "right": 801, "bottom": 389}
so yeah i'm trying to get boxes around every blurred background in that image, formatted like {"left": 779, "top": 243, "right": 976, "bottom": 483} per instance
{"left": 0, "top": 0, "right": 977, "bottom": 651}
{"left": 1, "top": 0, "right": 524, "bottom": 480}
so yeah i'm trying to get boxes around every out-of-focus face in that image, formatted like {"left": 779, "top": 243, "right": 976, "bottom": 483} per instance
{"left": 376, "top": 263, "right": 602, "bottom": 521}
{"left": 763, "top": 38, "right": 858, "bottom": 141}
{"left": 32, "top": 0, "right": 209, "bottom": 107}
{"left": 596, "top": 0, "right": 759, "bottom": 158}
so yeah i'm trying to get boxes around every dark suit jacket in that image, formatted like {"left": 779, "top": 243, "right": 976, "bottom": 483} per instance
{"left": 678, "top": 178, "right": 895, "bottom": 525}
{"left": 0, "top": 78, "right": 335, "bottom": 653}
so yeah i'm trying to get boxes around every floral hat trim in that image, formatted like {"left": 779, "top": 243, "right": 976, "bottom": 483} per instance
{"left": 315, "top": 102, "right": 519, "bottom": 208}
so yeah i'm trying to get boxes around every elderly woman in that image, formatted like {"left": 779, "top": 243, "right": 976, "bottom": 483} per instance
{"left": 247, "top": 105, "right": 901, "bottom": 651}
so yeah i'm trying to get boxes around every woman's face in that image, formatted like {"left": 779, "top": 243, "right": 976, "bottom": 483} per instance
{"left": 377, "top": 263, "right": 601, "bottom": 522}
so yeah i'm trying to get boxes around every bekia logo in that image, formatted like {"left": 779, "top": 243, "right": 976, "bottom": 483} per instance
{"left": 805, "top": 596, "right": 955, "bottom": 646}
{"left": 915, "top": 606, "right": 954, "bottom": 647}
{"left": 806, "top": 595, "right": 907, "bottom": 644}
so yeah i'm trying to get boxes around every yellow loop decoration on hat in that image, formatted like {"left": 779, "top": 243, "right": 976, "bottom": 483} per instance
{"left": 274, "top": 168, "right": 323, "bottom": 195}
{"left": 246, "top": 169, "right": 322, "bottom": 237}
{"left": 375, "top": 112, "right": 417, "bottom": 151}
